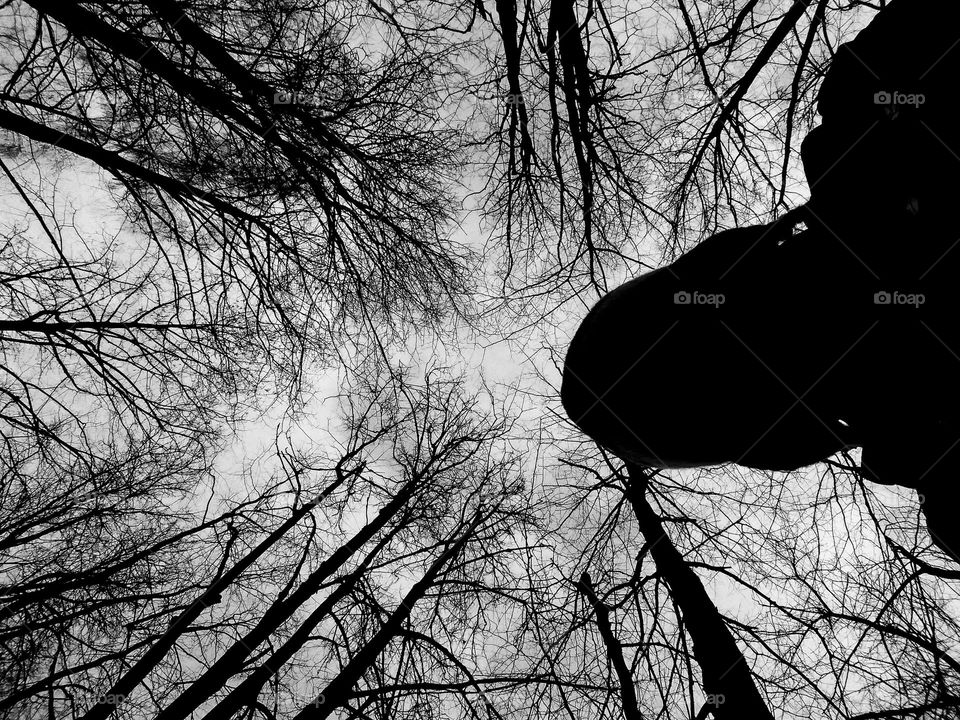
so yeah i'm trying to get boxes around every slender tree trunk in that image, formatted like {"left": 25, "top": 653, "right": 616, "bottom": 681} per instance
{"left": 576, "top": 573, "right": 645, "bottom": 720}
{"left": 138, "top": 478, "right": 420, "bottom": 720}
{"left": 624, "top": 464, "right": 773, "bottom": 720}
{"left": 79, "top": 472, "right": 351, "bottom": 720}
{"left": 200, "top": 529, "right": 397, "bottom": 720}
{"left": 292, "top": 512, "right": 484, "bottom": 720}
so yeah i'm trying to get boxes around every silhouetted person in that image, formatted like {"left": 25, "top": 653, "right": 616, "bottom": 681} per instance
{"left": 562, "top": 0, "right": 960, "bottom": 560}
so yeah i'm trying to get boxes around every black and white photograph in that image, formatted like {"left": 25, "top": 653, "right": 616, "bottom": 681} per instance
{"left": 2, "top": 1, "right": 959, "bottom": 717}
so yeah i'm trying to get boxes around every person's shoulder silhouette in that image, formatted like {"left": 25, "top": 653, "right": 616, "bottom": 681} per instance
{"left": 803, "top": 0, "right": 960, "bottom": 252}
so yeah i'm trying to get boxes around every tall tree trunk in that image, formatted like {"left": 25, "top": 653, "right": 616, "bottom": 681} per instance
{"left": 625, "top": 464, "right": 773, "bottom": 720}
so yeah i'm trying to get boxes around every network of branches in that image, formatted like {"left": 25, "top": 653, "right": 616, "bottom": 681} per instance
{"left": 1, "top": 1, "right": 957, "bottom": 720}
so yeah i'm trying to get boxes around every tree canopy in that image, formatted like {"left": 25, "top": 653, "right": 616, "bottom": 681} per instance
{"left": 2, "top": 1, "right": 958, "bottom": 719}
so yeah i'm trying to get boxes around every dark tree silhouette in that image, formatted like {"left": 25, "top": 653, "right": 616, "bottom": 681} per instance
{"left": 4, "top": 0, "right": 960, "bottom": 718}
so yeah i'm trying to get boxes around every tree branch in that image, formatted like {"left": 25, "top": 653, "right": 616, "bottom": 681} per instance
{"left": 623, "top": 464, "right": 773, "bottom": 720}
{"left": 576, "top": 572, "right": 645, "bottom": 720}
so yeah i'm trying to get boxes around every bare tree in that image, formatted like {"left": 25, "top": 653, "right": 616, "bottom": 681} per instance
{"left": 2, "top": 365, "right": 535, "bottom": 720}
{"left": 4, "top": 0, "right": 957, "bottom": 719}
